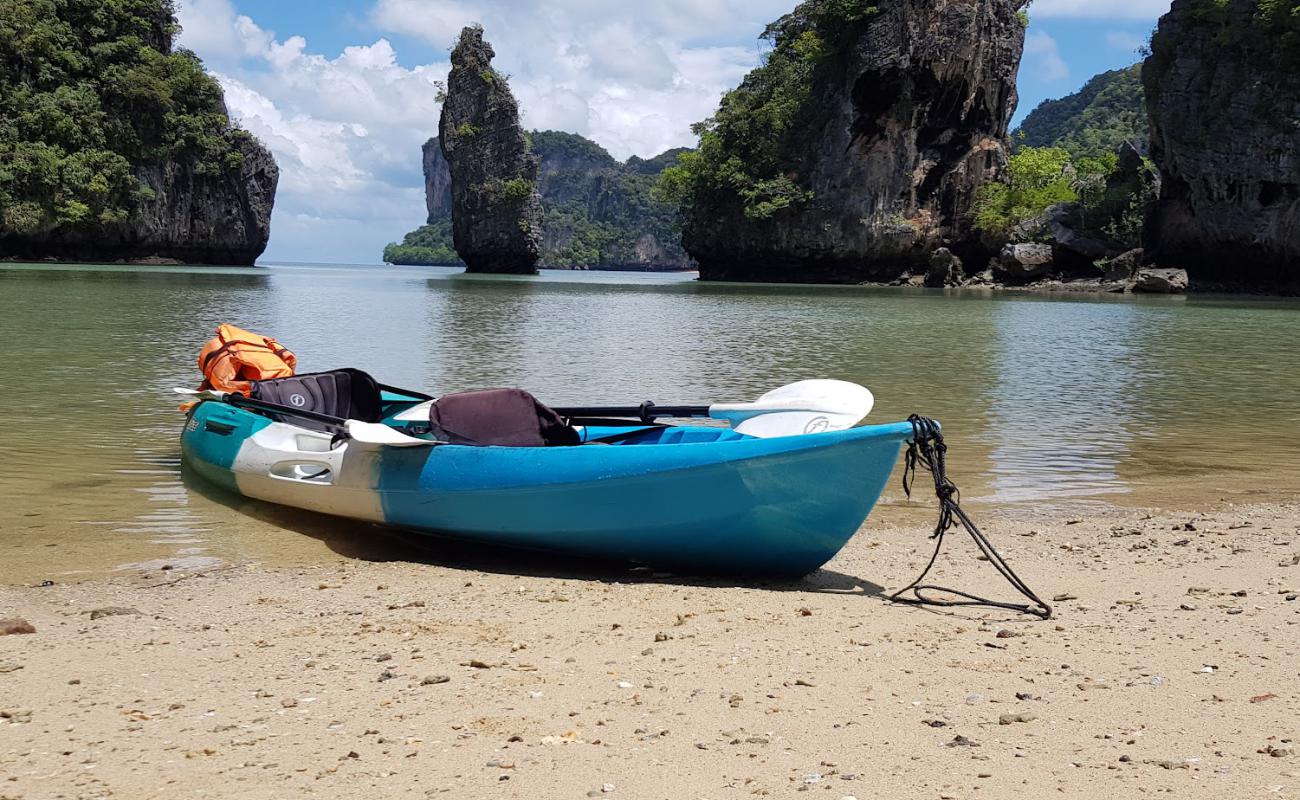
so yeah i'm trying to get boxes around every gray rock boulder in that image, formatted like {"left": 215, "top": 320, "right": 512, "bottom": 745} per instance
{"left": 925, "top": 247, "right": 965, "bottom": 287}
{"left": 1133, "top": 267, "right": 1189, "bottom": 293}
{"left": 1103, "top": 248, "right": 1145, "bottom": 282}
{"left": 438, "top": 26, "right": 543, "bottom": 274}
{"left": 996, "top": 243, "right": 1054, "bottom": 282}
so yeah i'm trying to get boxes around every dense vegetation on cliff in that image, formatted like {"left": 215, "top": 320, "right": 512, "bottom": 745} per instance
{"left": 657, "top": 0, "right": 881, "bottom": 220}
{"left": 385, "top": 131, "right": 691, "bottom": 269}
{"left": 531, "top": 132, "right": 688, "bottom": 269}
{"left": 0, "top": 0, "right": 255, "bottom": 238}
{"left": 1014, "top": 65, "right": 1147, "bottom": 161}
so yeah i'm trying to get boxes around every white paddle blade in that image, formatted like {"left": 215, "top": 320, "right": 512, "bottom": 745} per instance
{"left": 344, "top": 420, "right": 438, "bottom": 448}
{"left": 711, "top": 380, "right": 875, "bottom": 438}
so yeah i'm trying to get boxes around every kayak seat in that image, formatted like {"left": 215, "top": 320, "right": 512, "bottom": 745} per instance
{"left": 250, "top": 368, "right": 384, "bottom": 432}
{"left": 428, "top": 388, "right": 580, "bottom": 447}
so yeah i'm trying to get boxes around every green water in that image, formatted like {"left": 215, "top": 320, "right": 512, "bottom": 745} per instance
{"left": 2, "top": 262, "right": 1299, "bottom": 582}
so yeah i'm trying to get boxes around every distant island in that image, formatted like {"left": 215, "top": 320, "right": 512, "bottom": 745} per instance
{"left": 384, "top": 130, "right": 694, "bottom": 272}
{"left": 0, "top": 0, "right": 278, "bottom": 265}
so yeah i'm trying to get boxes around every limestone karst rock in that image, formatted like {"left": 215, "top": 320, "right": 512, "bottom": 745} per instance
{"left": 678, "top": 0, "right": 1028, "bottom": 283}
{"left": 1144, "top": 0, "right": 1300, "bottom": 289}
{"left": 438, "top": 26, "right": 543, "bottom": 274}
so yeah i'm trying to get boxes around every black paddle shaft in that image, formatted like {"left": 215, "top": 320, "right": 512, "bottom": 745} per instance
{"left": 552, "top": 402, "right": 711, "bottom": 424}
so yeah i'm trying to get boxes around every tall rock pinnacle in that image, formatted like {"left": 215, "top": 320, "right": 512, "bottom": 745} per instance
{"left": 438, "top": 26, "right": 543, "bottom": 274}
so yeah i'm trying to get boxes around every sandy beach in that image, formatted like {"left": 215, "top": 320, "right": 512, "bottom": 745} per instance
{"left": 3, "top": 500, "right": 1298, "bottom": 799}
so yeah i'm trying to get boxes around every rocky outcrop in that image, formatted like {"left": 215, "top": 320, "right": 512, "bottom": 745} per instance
{"left": 0, "top": 2, "right": 277, "bottom": 265}
{"left": 1144, "top": 0, "right": 1300, "bottom": 289}
{"left": 1, "top": 131, "right": 277, "bottom": 265}
{"left": 682, "top": 0, "right": 1028, "bottom": 283}
{"left": 438, "top": 26, "right": 542, "bottom": 274}
{"left": 422, "top": 138, "right": 453, "bottom": 224}
{"left": 409, "top": 130, "right": 693, "bottom": 270}
{"left": 997, "top": 141, "right": 1158, "bottom": 279}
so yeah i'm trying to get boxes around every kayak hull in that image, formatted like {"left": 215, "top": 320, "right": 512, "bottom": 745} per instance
{"left": 181, "top": 401, "right": 912, "bottom": 575}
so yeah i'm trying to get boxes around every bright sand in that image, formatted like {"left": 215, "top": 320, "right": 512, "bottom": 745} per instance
{"left": 2, "top": 501, "right": 1299, "bottom": 799}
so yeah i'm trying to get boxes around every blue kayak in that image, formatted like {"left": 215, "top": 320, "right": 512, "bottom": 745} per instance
{"left": 181, "top": 397, "right": 913, "bottom": 575}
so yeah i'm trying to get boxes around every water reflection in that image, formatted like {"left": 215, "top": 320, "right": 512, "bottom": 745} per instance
{"left": 983, "top": 301, "right": 1155, "bottom": 501}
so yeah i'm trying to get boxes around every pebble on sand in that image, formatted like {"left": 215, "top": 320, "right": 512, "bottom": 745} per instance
{"left": 0, "top": 618, "right": 36, "bottom": 635}
{"left": 87, "top": 607, "right": 140, "bottom": 620}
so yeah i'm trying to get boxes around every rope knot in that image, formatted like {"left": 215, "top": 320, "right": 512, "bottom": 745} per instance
{"left": 891, "top": 413, "right": 1053, "bottom": 620}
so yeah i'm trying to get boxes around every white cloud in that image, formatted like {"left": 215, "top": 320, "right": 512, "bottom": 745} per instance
{"left": 176, "top": 0, "right": 785, "bottom": 262}
{"left": 1031, "top": 0, "right": 1172, "bottom": 19}
{"left": 1105, "top": 31, "right": 1145, "bottom": 52}
{"left": 366, "top": 0, "right": 773, "bottom": 159}
{"left": 1024, "top": 31, "right": 1070, "bottom": 82}
{"left": 175, "top": 0, "right": 271, "bottom": 59}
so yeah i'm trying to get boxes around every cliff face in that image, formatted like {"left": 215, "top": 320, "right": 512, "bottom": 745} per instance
{"left": 0, "top": 0, "right": 277, "bottom": 265}
{"left": 11, "top": 129, "right": 277, "bottom": 265}
{"left": 422, "top": 138, "right": 453, "bottom": 224}
{"left": 679, "top": 0, "right": 1027, "bottom": 283}
{"left": 1144, "top": 0, "right": 1300, "bottom": 288}
{"left": 438, "top": 26, "right": 542, "bottom": 274}
{"left": 405, "top": 131, "right": 693, "bottom": 270}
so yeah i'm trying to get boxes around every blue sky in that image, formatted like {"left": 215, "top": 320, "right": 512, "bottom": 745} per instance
{"left": 175, "top": 0, "right": 1173, "bottom": 264}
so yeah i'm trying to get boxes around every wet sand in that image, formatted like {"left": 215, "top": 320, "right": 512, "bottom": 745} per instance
{"left": 2, "top": 501, "right": 1299, "bottom": 799}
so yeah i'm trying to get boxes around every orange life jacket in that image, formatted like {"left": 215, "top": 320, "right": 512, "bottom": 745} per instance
{"left": 197, "top": 324, "right": 297, "bottom": 395}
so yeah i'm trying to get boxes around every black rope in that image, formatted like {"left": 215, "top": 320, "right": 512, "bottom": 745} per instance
{"left": 889, "top": 415, "right": 1052, "bottom": 620}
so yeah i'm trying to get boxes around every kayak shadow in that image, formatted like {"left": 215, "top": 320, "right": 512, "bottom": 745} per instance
{"left": 182, "top": 467, "right": 886, "bottom": 597}
{"left": 374, "top": 530, "right": 890, "bottom": 597}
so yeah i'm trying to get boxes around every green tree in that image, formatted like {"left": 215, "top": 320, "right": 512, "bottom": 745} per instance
{"left": 971, "top": 147, "right": 1078, "bottom": 235}
{"left": 0, "top": 0, "right": 258, "bottom": 237}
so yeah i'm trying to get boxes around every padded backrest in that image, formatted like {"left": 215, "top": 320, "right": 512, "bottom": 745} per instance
{"left": 250, "top": 368, "right": 384, "bottom": 431}
{"left": 428, "top": 388, "right": 580, "bottom": 447}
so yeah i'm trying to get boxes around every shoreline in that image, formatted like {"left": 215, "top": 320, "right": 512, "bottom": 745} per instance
{"left": 7, "top": 259, "right": 1300, "bottom": 297}
{"left": 4, "top": 499, "right": 1298, "bottom": 798}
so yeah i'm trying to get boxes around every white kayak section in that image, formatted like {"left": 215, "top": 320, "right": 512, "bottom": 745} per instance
{"left": 229, "top": 422, "right": 388, "bottom": 522}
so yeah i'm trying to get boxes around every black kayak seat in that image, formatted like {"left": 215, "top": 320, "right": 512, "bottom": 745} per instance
{"left": 250, "top": 368, "right": 384, "bottom": 432}
{"left": 428, "top": 388, "right": 580, "bottom": 448}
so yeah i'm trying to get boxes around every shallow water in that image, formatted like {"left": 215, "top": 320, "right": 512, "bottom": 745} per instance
{"left": 2, "top": 262, "right": 1299, "bottom": 583}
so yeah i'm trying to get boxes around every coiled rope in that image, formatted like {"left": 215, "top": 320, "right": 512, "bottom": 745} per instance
{"left": 889, "top": 415, "right": 1053, "bottom": 620}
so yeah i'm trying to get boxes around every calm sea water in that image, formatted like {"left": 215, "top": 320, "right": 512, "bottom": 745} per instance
{"left": 3, "top": 262, "right": 1299, "bottom": 582}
